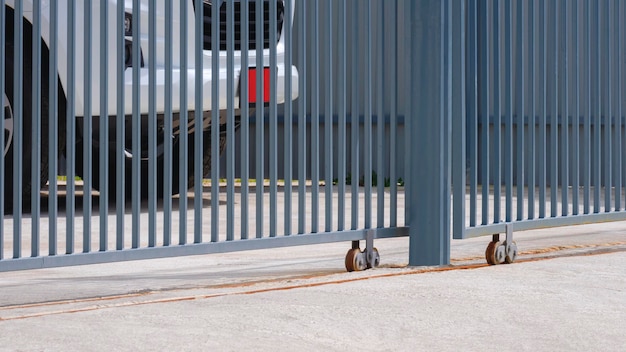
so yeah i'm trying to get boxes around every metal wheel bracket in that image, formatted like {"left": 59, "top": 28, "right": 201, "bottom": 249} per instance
{"left": 485, "top": 224, "right": 518, "bottom": 265}
{"left": 344, "top": 230, "right": 381, "bottom": 272}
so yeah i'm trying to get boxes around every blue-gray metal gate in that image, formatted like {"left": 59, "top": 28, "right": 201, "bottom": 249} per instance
{"left": 448, "top": 0, "right": 626, "bottom": 264}
{"left": 1, "top": 0, "right": 410, "bottom": 272}
{"left": 2, "top": 0, "right": 626, "bottom": 272}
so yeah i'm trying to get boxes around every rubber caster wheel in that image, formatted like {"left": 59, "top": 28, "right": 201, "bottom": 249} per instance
{"left": 365, "top": 247, "right": 380, "bottom": 269}
{"left": 504, "top": 241, "right": 518, "bottom": 264}
{"left": 485, "top": 241, "right": 500, "bottom": 265}
{"left": 345, "top": 248, "right": 360, "bottom": 272}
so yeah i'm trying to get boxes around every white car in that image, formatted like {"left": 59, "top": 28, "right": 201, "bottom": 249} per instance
{"left": 2, "top": 0, "right": 298, "bottom": 208}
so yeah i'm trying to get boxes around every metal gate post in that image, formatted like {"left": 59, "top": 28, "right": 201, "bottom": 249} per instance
{"left": 408, "top": 0, "right": 451, "bottom": 266}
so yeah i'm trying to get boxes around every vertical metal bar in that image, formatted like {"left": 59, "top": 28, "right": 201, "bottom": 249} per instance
{"left": 241, "top": 0, "right": 250, "bottom": 239}
{"left": 528, "top": 0, "right": 536, "bottom": 219}
{"left": 283, "top": 0, "right": 293, "bottom": 236}
{"left": 116, "top": 0, "right": 126, "bottom": 250}
{"left": 452, "top": 0, "right": 466, "bottom": 239}
{"left": 131, "top": 0, "right": 141, "bottom": 248}
{"left": 376, "top": 1, "right": 385, "bottom": 228}
{"left": 604, "top": 0, "right": 612, "bottom": 212}
{"left": 325, "top": 0, "right": 334, "bottom": 233}
{"left": 616, "top": 0, "right": 624, "bottom": 211}
{"left": 163, "top": 0, "right": 173, "bottom": 246}
{"left": 297, "top": 0, "right": 306, "bottom": 234}
{"left": 504, "top": 0, "right": 513, "bottom": 223}
{"left": 311, "top": 0, "right": 319, "bottom": 233}
{"left": 550, "top": 0, "right": 558, "bottom": 218}
{"left": 444, "top": 0, "right": 452, "bottom": 263}
{"left": 66, "top": 0, "right": 76, "bottom": 254}
{"left": 469, "top": 0, "right": 478, "bottom": 227}
{"left": 515, "top": 0, "right": 524, "bottom": 221}
{"left": 350, "top": 2, "right": 359, "bottom": 231}
{"left": 179, "top": 0, "right": 189, "bottom": 245}
{"left": 12, "top": 0, "right": 23, "bottom": 258}
{"left": 584, "top": 0, "right": 591, "bottom": 214}
{"left": 480, "top": 0, "right": 489, "bottom": 225}
{"left": 594, "top": 1, "right": 601, "bottom": 213}
{"left": 493, "top": 0, "right": 501, "bottom": 224}
{"left": 227, "top": 0, "right": 235, "bottom": 241}
{"left": 148, "top": 0, "right": 157, "bottom": 248}
{"left": 205, "top": 0, "right": 213, "bottom": 243}
{"left": 269, "top": 0, "right": 278, "bottom": 237}
{"left": 364, "top": 0, "right": 372, "bottom": 230}
{"left": 389, "top": 0, "right": 398, "bottom": 228}
{"left": 99, "top": 0, "right": 109, "bottom": 251}
{"left": 561, "top": 0, "right": 569, "bottom": 216}
{"left": 538, "top": 1, "right": 548, "bottom": 218}
{"left": 31, "top": 0, "right": 42, "bottom": 257}
{"left": 337, "top": 0, "right": 347, "bottom": 231}
{"left": 83, "top": 0, "right": 93, "bottom": 253}
{"left": 618, "top": 2, "right": 626, "bottom": 209}
{"left": 0, "top": 0, "right": 4, "bottom": 260}
{"left": 255, "top": 0, "right": 265, "bottom": 238}
{"left": 573, "top": 0, "right": 580, "bottom": 215}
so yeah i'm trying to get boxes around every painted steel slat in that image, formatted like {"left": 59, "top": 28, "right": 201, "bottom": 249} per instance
{"left": 376, "top": 0, "right": 385, "bottom": 229}
{"left": 99, "top": 0, "right": 109, "bottom": 251}
{"left": 206, "top": 0, "right": 215, "bottom": 243}
{"left": 364, "top": 0, "right": 372, "bottom": 230}
{"left": 83, "top": 0, "right": 93, "bottom": 253}
{"left": 148, "top": 0, "right": 157, "bottom": 248}
{"left": 131, "top": 0, "right": 141, "bottom": 248}
{"left": 528, "top": 0, "right": 536, "bottom": 220}
{"left": 604, "top": 0, "right": 612, "bottom": 212}
{"left": 269, "top": 0, "right": 278, "bottom": 237}
{"left": 583, "top": 1, "right": 591, "bottom": 214}
{"left": 163, "top": 0, "right": 173, "bottom": 247}
{"left": 31, "top": 0, "right": 42, "bottom": 257}
{"left": 593, "top": 1, "right": 601, "bottom": 213}
{"left": 337, "top": 0, "right": 347, "bottom": 232}
{"left": 468, "top": 0, "right": 478, "bottom": 228}
{"left": 389, "top": 0, "right": 399, "bottom": 228}
{"left": 492, "top": 0, "right": 501, "bottom": 224}
{"left": 561, "top": 0, "right": 569, "bottom": 217}
{"left": 283, "top": 0, "right": 294, "bottom": 236}
{"left": 66, "top": 0, "right": 76, "bottom": 255}
{"left": 178, "top": 0, "right": 189, "bottom": 246}
{"left": 240, "top": 0, "right": 250, "bottom": 240}
{"left": 550, "top": 0, "right": 558, "bottom": 218}
{"left": 539, "top": 0, "right": 547, "bottom": 219}
{"left": 311, "top": 0, "right": 319, "bottom": 234}
{"left": 13, "top": 0, "right": 23, "bottom": 258}
{"left": 227, "top": 0, "right": 235, "bottom": 241}
{"left": 255, "top": 0, "right": 264, "bottom": 239}
{"left": 297, "top": 0, "right": 306, "bottom": 235}
{"left": 0, "top": 0, "right": 5, "bottom": 260}
{"left": 350, "top": 2, "right": 359, "bottom": 231}
{"left": 325, "top": 0, "right": 334, "bottom": 233}
{"left": 116, "top": 0, "right": 126, "bottom": 250}
{"left": 572, "top": 0, "right": 580, "bottom": 216}
{"left": 480, "top": 0, "right": 489, "bottom": 226}
{"left": 515, "top": 0, "right": 524, "bottom": 222}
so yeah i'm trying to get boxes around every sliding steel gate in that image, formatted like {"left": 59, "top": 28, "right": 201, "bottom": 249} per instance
{"left": 3, "top": 0, "right": 625, "bottom": 272}
{"left": 450, "top": 0, "right": 626, "bottom": 264}
{"left": 1, "top": 0, "right": 410, "bottom": 272}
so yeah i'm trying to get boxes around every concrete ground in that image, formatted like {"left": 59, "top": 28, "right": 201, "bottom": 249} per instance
{"left": 0, "top": 221, "right": 625, "bottom": 351}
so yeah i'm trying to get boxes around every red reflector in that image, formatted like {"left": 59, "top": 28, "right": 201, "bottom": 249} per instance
{"left": 248, "top": 67, "right": 271, "bottom": 104}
